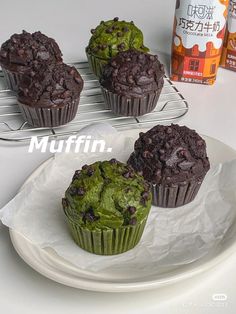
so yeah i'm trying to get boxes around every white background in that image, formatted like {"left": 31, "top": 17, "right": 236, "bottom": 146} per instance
{"left": 0, "top": 0, "right": 236, "bottom": 313}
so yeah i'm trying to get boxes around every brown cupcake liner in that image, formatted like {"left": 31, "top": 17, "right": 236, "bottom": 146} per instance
{"left": 152, "top": 179, "right": 203, "bottom": 208}
{"left": 18, "top": 98, "right": 80, "bottom": 128}
{"left": 86, "top": 50, "right": 107, "bottom": 77}
{"left": 101, "top": 86, "right": 163, "bottom": 117}
{"left": 1, "top": 67, "right": 22, "bottom": 92}
{"left": 63, "top": 207, "right": 148, "bottom": 255}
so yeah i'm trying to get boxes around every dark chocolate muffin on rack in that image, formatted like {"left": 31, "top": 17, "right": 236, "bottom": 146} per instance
{"left": 128, "top": 124, "right": 210, "bottom": 208}
{"left": 18, "top": 62, "right": 83, "bottom": 127}
{"left": 100, "top": 49, "right": 165, "bottom": 116}
{"left": 0, "top": 30, "right": 62, "bottom": 91}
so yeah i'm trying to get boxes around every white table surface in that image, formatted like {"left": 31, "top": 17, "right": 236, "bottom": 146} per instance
{"left": 1, "top": 0, "right": 236, "bottom": 313}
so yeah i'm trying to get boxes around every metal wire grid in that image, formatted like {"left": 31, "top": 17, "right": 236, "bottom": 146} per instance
{"left": 0, "top": 61, "right": 188, "bottom": 142}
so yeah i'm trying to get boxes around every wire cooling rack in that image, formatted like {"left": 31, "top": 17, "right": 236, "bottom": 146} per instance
{"left": 0, "top": 61, "right": 188, "bottom": 142}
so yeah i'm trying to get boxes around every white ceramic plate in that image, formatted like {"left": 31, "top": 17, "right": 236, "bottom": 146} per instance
{"left": 10, "top": 129, "right": 236, "bottom": 292}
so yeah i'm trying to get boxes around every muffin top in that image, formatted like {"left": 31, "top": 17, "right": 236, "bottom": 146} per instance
{"left": 18, "top": 62, "right": 83, "bottom": 108}
{"left": 0, "top": 30, "right": 62, "bottom": 72}
{"left": 86, "top": 17, "right": 149, "bottom": 60}
{"left": 62, "top": 159, "right": 152, "bottom": 231}
{"left": 128, "top": 124, "right": 210, "bottom": 185}
{"left": 100, "top": 49, "right": 165, "bottom": 97}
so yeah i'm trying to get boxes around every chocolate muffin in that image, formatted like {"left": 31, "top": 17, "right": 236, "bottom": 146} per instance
{"left": 86, "top": 17, "right": 149, "bottom": 77}
{"left": 0, "top": 30, "right": 62, "bottom": 91}
{"left": 18, "top": 62, "right": 83, "bottom": 127}
{"left": 100, "top": 49, "right": 165, "bottom": 116}
{"left": 62, "top": 159, "right": 152, "bottom": 255}
{"left": 128, "top": 124, "right": 210, "bottom": 208}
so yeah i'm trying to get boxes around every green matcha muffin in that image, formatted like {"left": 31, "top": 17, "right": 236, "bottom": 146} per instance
{"left": 86, "top": 17, "right": 149, "bottom": 77}
{"left": 62, "top": 159, "right": 152, "bottom": 255}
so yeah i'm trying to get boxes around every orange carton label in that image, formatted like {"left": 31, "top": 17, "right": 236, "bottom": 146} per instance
{"left": 171, "top": 0, "right": 229, "bottom": 85}
{"left": 220, "top": 0, "right": 236, "bottom": 71}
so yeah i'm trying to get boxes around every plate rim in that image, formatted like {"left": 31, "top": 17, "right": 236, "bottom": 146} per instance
{"left": 9, "top": 131, "right": 236, "bottom": 292}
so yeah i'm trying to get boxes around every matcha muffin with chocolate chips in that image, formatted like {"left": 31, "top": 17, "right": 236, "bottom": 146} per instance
{"left": 62, "top": 159, "right": 152, "bottom": 255}
{"left": 86, "top": 17, "right": 149, "bottom": 77}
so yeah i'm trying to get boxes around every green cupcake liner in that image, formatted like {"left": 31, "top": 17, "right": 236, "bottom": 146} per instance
{"left": 86, "top": 50, "right": 107, "bottom": 78}
{"left": 63, "top": 207, "right": 147, "bottom": 255}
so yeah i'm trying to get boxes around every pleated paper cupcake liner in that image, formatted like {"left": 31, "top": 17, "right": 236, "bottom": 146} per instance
{"left": 152, "top": 179, "right": 203, "bottom": 208}
{"left": 101, "top": 87, "right": 163, "bottom": 117}
{"left": 18, "top": 98, "right": 80, "bottom": 128}
{"left": 63, "top": 207, "right": 148, "bottom": 255}
{"left": 1, "top": 67, "right": 21, "bottom": 92}
{"left": 86, "top": 50, "right": 107, "bottom": 78}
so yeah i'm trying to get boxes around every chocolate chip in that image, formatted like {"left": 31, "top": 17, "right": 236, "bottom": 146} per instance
{"left": 197, "top": 140, "right": 204, "bottom": 146}
{"left": 178, "top": 161, "right": 195, "bottom": 171}
{"left": 155, "top": 169, "right": 161, "bottom": 175}
{"left": 123, "top": 170, "right": 134, "bottom": 179}
{"left": 140, "top": 198, "right": 146, "bottom": 206}
{"left": 122, "top": 172, "right": 129, "bottom": 179}
{"left": 82, "top": 164, "right": 89, "bottom": 170}
{"left": 179, "top": 149, "right": 188, "bottom": 158}
{"left": 101, "top": 44, "right": 107, "bottom": 50}
{"left": 91, "top": 29, "right": 96, "bottom": 34}
{"left": 87, "top": 167, "right": 94, "bottom": 177}
{"left": 142, "top": 191, "right": 149, "bottom": 200}
{"left": 129, "top": 217, "right": 137, "bottom": 225}
{"left": 128, "top": 206, "right": 137, "bottom": 214}
{"left": 18, "top": 49, "right": 25, "bottom": 56}
{"left": 138, "top": 53, "right": 145, "bottom": 60}
{"left": 142, "top": 150, "right": 153, "bottom": 158}
{"left": 113, "top": 17, "right": 119, "bottom": 21}
{"left": 144, "top": 137, "right": 152, "bottom": 144}
{"left": 112, "top": 69, "right": 118, "bottom": 76}
{"left": 70, "top": 186, "right": 78, "bottom": 196}
{"left": 110, "top": 158, "right": 118, "bottom": 164}
{"left": 0, "top": 50, "right": 7, "bottom": 58}
{"left": 46, "top": 85, "right": 53, "bottom": 92}
{"left": 62, "top": 198, "right": 68, "bottom": 208}
{"left": 83, "top": 207, "right": 99, "bottom": 223}
{"left": 122, "top": 26, "right": 129, "bottom": 32}
{"left": 118, "top": 43, "right": 125, "bottom": 50}
{"left": 166, "top": 127, "right": 172, "bottom": 134}
{"left": 106, "top": 28, "right": 113, "bottom": 34}
{"left": 77, "top": 187, "right": 85, "bottom": 196}
{"left": 149, "top": 55, "right": 155, "bottom": 61}
{"left": 127, "top": 75, "right": 134, "bottom": 84}
{"left": 72, "top": 170, "right": 81, "bottom": 181}
{"left": 111, "top": 61, "right": 117, "bottom": 67}
{"left": 159, "top": 149, "right": 165, "bottom": 154}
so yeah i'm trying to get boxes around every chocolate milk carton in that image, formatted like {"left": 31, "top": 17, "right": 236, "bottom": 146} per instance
{"left": 221, "top": 0, "right": 236, "bottom": 71}
{"left": 171, "top": 0, "right": 229, "bottom": 84}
